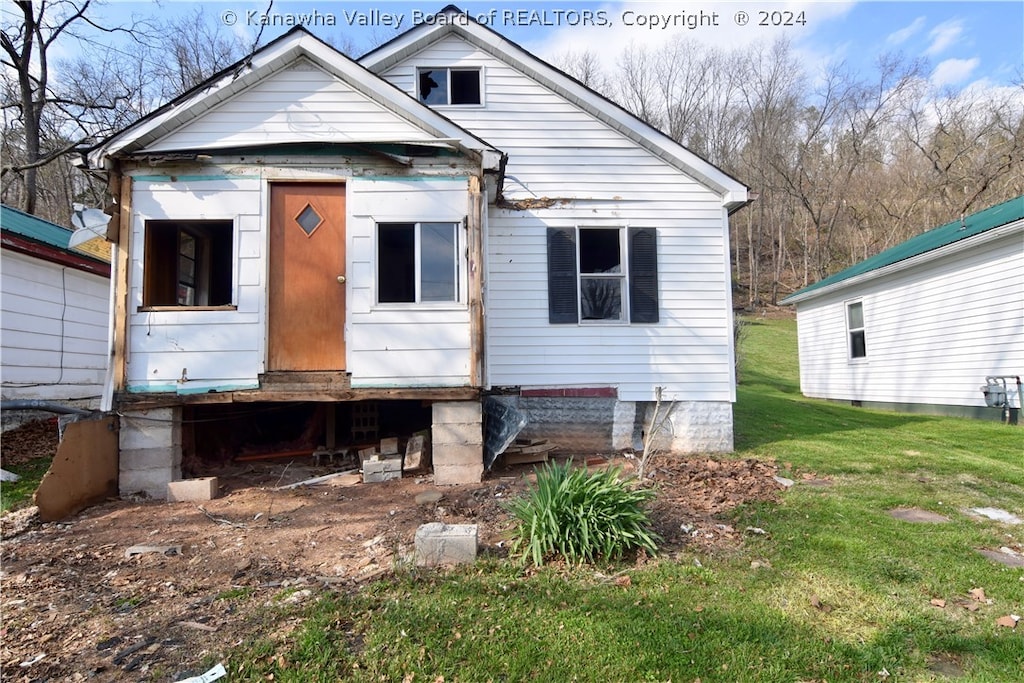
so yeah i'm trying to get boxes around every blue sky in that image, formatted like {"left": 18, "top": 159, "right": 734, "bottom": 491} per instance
{"left": 34, "top": 1, "right": 1024, "bottom": 92}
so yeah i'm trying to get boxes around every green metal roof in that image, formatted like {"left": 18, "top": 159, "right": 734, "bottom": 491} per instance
{"left": 0, "top": 203, "right": 74, "bottom": 251}
{"left": 782, "top": 195, "right": 1024, "bottom": 303}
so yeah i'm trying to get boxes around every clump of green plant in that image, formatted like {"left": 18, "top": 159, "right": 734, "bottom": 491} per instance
{"left": 506, "top": 460, "right": 659, "bottom": 566}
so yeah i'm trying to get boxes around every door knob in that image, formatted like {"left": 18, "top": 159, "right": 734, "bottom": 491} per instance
{"left": 337, "top": 275, "right": 346, "bottom": 284}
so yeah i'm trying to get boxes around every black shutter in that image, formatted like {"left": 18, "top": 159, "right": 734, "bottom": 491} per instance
{"left": 547, "top": 227, "right": 578, "bottom": 323}
{"left": 629, "top": 227, "right": 659, "bottom": 323}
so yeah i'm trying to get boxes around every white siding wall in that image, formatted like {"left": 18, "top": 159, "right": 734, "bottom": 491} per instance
{"left": 382, "top": 35, "right": 734, "bottom": 402}
{"left": 125, "top": 167, "right": 474, "bottom": 393}
{"left": 147, "top": 60, "right": 432, "bottom": 152}
{"left": 1, "top": 250, "right": 109, "bottom": 401}
{"left": 795, "top": 228, "right": 1024, "bottom": 408}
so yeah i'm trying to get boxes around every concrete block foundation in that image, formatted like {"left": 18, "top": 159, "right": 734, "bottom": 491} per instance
{"left": 119, "top": 407, "right": 181, "bottom": 499}
{"left": 432, "top": 400, "right": 483, "bottom": 485}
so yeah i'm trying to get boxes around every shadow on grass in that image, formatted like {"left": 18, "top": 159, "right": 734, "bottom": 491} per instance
{"left": 734, "top": 371, "right": 936, "bottom": 451}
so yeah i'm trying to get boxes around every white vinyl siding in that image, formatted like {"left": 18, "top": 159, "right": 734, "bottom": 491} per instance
{"left": 795, "top": 226, "right": 1024, "bottom": 408}
{"left": 1, "top": 250, "right": 109, "bottom": 402}
{"left": 146, "top": 59, "right": 433, "bottom": 152}
{"left": 381, "top": 34, "right": 736, "bottom": 402}
{"left": 124, "top": 167, "right": 474, "bottom": 393}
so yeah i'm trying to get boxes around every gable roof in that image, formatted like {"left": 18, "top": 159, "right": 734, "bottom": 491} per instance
{"left": 359, "top": 5, "right": 748, "bottom": 211}
{"left": 781, "top": 195, "right": 1024, "bottom": 305}
{"left": 1, "top": 204, "right": 111, "bottom": 275}
{"left": 84, "top": 27, "right": 502, "bottom": 171}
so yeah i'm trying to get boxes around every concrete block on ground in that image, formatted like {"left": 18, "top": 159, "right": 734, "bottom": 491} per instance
{"left": 433, "top": 462, "right": 484, "bottom": 486}
{"left": 404, "top": 434, "right": 426, "bottom": 471}
{"left": 415, "top": 522, "right": 478, "bottom": 567}
{"left": 167, "top": 477, "right": 219, "bottom": 502}
{"left": 363, "top": 455, "right": 402, "bottom": 483}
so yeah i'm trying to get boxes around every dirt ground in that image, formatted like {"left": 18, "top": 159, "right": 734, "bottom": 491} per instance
{"left": 1, "top": 422, "right": 784, "bottom": 682}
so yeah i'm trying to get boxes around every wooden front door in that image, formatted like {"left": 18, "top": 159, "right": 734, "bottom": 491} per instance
{"left": 268, "top": 183, "right": 346, "bottom": 371}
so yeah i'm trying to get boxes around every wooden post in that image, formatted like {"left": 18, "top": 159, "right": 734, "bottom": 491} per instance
{"left": 467, "top": 175, "right": 485, "bottom": 387}
{"left": 111, "top": 171, "right": 132, "bottom": 394}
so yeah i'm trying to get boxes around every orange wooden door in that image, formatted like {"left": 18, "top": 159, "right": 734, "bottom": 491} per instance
{"left": 268, "top": 183, "right": 346, "bottom": 371}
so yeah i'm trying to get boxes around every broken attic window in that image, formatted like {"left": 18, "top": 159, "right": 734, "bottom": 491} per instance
{"left": 418, "top": 68, "right": 481, "bottom": 105}
{"left": 144, "top": 220, "right": 233, "bottom": 307}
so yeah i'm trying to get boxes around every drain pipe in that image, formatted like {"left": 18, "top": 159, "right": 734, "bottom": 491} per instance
{"left": 1, "top": 400, "right": 95, "bottom": 416}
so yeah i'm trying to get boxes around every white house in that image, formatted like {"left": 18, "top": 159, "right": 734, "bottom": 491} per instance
{"left": 1, "top": 204, "right": 111, "bottom": 411}
{"left": 80, "top": 8, "right": 747, "bottom": 497}
{"left": 781, "top": 196, "right": 1024, "bottom": 421}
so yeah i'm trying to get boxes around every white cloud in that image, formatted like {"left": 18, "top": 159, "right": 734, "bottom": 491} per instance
{"left": 931, "top": 57, "right": 980, "bottom": 88}
{"left": 886, "top": 16, "right": 926, "bottom": 45}
{"left": 925, "top": 19, "right": 964, "bottom": 56}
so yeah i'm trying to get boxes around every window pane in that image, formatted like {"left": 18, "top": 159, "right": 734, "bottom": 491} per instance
{"left": 450, "top": 69, "right": 481, "bottom": 104}
{"left": 581, "top": 276, "right": 623, "bottom": 320}
{"left": 418, "top": 69, "right": 448, "bottom": 105}
{"left": 421, "top": 223, "right": 457, "bottom": 302}
{"left": 850, "top": 330, "right": 867, "bottom": 358}
{"left": 378, "top": 224, "right": 416, "bottom": 303}
{"left": 847, "top": 301, "right": 863, "bottom": 329}
{"left": 579, "top": 228, "right": 621, "bottom": 273}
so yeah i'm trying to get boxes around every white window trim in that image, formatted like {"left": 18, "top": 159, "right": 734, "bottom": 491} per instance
{"left": 416, "top": 65, "right": 486, "bottom": 108}
{"left": 373, "top": 218, "right": 467, "bottom": 309}
{"left": 845, "top": 299, "right": 867, "bottom": 363}
{"left": 577, "top": 225, "right": 630, "bottom": 325}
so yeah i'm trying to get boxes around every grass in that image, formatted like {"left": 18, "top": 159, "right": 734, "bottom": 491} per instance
{"left": 0, "top": 456, "right": 51, "bottom": 513}
{"left": 222, "top": 317, "right": 1024, "bottom": 681}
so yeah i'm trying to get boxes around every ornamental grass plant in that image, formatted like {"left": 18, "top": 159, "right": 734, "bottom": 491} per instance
{"left": 506, "top": 459, "right": 660, "bottom": 566}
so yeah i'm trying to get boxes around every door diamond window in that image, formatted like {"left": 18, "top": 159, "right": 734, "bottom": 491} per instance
{"left": 296, "top": 204, "right": 323, "bottom": 236}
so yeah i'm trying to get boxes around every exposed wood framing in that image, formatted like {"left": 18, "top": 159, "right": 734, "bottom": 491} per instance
{"left": 111, "top": 171, "right": 132, "bottom": 393}
{"left": 116, "top": 386, "right": 481, "bottom": 410}
{"left": 468, "top": 175, "right": 485, "bottom": 387}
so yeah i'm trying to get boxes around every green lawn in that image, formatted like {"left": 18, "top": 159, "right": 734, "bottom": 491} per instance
{"left": 214, "top": 319, "right": 1024, "bottom": 680}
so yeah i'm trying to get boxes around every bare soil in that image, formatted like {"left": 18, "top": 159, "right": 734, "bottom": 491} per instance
{"left": 1, "top": 445, "right": 783, "bottom": 682}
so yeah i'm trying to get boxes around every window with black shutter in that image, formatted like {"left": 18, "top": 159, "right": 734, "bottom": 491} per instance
{"left": 546, "top": 226, "right": 659, "bottom": 324}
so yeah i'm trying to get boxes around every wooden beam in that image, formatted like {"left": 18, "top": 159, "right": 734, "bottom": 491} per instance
{"left": 115, "top": 385, "right": 481, "bottom": 409}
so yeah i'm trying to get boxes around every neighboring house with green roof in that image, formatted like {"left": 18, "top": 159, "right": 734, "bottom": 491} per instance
{"left": 1, "top": 204, "right": 111, "bottom": 406}
{"left": 781, "top": 196, "right": 1023, "bottom": 419}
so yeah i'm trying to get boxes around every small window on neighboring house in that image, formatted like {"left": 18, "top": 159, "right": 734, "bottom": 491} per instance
{"left": 377, "top": 222, "right": 459, "bottom": 303}
{"left": 847, "top": 301, "right": 867, "bottom": 359}
{"left": 417, "top": 68, "right": 482, "bottom": 105}
{"left": 143, "top": 220, "right": 233, "bottom": 307}
{"left": 547, "top": 226, "right": 659, "bottom": 324}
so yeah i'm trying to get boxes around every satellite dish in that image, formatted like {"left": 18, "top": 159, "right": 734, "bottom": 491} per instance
{"left": 68, "top": 202, "right": 112, "bottom": 249}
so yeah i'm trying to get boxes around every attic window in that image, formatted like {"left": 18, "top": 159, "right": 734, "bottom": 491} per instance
{"left": 143, "top": 220, "right": 233, "bottom": 308}
{"left": 418, "top": 68, "right": 482, "bottom": 105}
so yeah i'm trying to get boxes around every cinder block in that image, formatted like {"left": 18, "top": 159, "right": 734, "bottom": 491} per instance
{"left": 167, "top": 477, "right": 219, "bottom": 502}
{"left": 120, "top": 467, "right": 178, "bottom": 499}
{"left": 119, "top": 409, "right": 182, "bottom": 450}
{"left": 432, "top": 401, "right": 482, "bottom": 424}
{"left": 363, "top": 455, "right": 402, "bottom": 483}
{"left": 120, "top": 446, "right": 182, "bottom": 471}
{"left": 433, "top": 462, "right": 484, "bottom": 486}
{"left": 415, "top": 523, "right": 478, "bottom": 567}
{"left": 433, "top": 443, "right": 482, "bottom": 467}
{"left": 432, "top": 422, "right": 483, "bottom": 446}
